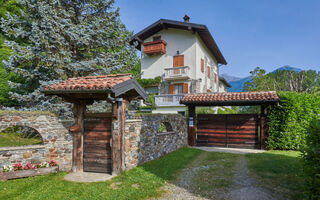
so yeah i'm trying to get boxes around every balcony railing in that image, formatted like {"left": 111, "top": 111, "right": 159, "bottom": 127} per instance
{"left": 164, "top": 66, "right": 190, "bottom": 80}
{"left": 155, "top": 94, "right": 184, "bottom": 107}
{"left": 143, "top": 40, "right": 167, "bottom": 55}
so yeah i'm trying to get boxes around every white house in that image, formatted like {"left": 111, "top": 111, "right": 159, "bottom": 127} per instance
{"left": 130, "top": 15, "right": 231, "bottom": 115}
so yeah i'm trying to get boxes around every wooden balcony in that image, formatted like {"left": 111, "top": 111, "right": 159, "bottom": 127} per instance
{"left": 164, "top": 66, "right": 190, "bottom": 80}
{"left": 143, "top": 40, "right": 167, "bottom": 55}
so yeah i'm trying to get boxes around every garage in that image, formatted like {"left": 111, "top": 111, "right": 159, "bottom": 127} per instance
{"left": 180, "top": 91, "right": 280, "bottom": 149}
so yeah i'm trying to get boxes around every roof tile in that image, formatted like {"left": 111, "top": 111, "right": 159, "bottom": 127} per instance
{"left": 181, "top": 91, "right": 280, "bottom": 104}
{"left": 43, "top": 74, "right": 132, "bottom": 92}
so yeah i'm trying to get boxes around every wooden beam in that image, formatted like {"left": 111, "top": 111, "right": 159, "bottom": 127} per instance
{"left": 111, "top": 99, "right": 126, "bottom": 175}
{"left": 72, "top": 100, "right": 86, "bottom": 172}
{"left": 188, "top": 106, "right": 196, "bottom": 146}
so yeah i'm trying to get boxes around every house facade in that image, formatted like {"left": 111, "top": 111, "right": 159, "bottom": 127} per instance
{"left": 130, "top": 15, "right": 230, "bottom": 115}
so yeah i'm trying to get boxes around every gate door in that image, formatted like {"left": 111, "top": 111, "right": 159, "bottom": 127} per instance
{"left": 83, "top": 114, "right": 112, "bottom": 173}
{"left": 196, "top": 114, "right": 259, "bottom": 149}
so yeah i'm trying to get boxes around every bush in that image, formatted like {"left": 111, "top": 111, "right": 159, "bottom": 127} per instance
{"left": 302, "top": 119, "right": 320, "bottom": 199}
{"left": 267, "top": 92, "right": 320, "bottom": 150}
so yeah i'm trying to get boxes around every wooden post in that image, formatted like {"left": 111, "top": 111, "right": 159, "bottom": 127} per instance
{"left": 260, "top": 104, "right": 269, "bottom": 150}
{"left": 72, "top": 101, "right": 86, "bottom": 172}
{"left": 111, "top": 99, "right": 126, "bottom": 175}
{"left": 188, "top": 105, "right": 196, "bottom": 146}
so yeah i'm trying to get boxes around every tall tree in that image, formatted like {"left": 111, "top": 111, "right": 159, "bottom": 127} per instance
{"left": 0, "top": 0, "right": 23, "bottom": 106}
{"left": 244, "top": 67, "right": 320, "bottom": 93}
{"left": 1, "top": 0, "right": 138, "bottom": 113}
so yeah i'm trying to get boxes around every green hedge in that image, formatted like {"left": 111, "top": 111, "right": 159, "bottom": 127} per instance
{"left": 266, "top": 92, "right": 320, "bottom": 150}
{"left": 302, "top": 119, "right": 320, "bottom": 199}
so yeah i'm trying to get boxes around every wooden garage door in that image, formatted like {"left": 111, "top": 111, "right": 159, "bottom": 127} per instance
{"left": 83, "top": 115, "right": 112, "bottom": 173}
{"left": 196, "top": 114, "right": 259, "bottom": 149}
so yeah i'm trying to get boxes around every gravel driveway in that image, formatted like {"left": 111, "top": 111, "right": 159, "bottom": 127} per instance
{"left": 151, "top": 150, "right": 278, "bottom": 200}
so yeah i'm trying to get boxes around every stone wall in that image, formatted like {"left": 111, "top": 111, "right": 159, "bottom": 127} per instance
{"left": 124, "top": 114, "right": 188, "bottom": 170}
{"left": 0, "top": 113, "right": 73, "bottom": 171}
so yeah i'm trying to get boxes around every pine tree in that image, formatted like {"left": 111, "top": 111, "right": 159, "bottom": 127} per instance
{"left": 1, "top": 0, "right": 138, "bottom": 115}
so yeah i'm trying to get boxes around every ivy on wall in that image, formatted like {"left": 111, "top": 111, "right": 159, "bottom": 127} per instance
{"left": 137, "top": 76, "right": 161, "bottom": 88}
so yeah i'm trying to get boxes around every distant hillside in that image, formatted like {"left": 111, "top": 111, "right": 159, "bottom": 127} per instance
{"left": 223, "top": 65, "right": 303, "bottom": 92}
{"left": 220, "top": 73, "right": 242, "bottom": 82}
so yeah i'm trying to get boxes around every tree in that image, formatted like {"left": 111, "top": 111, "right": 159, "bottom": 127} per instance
{"left": 244, "top": 67, "right": 320, "bottom": 93}
{"left": 1, "top": 0, "right": 138, "bottom": 114}
{"left": 0, "top": 0, "right": 23, "bottom": 106}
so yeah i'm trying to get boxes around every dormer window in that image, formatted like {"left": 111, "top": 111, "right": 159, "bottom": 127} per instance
{"left": 153, "top": 36, "right": 161, "bottom": 41}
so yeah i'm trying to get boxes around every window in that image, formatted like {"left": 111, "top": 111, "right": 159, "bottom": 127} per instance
{"left": 157, "top": 122, "right": 173, "bottom": 133}
{"left": 153, "top": 35, "right": 161, "bottom": 41}
{"left": 0, "top": 126, "right": 42, "bottom": 147}
{"left": 201, "top": 59, "right": 204, "bottom": 73}
{"left": 169, "top": 83, "right": 188, "bottom": 94}
{"left": 214, "top": 73, "right": 217, "bottom": 82}
{"left": 207, "top": 66, "right": 210, "bottom": 78}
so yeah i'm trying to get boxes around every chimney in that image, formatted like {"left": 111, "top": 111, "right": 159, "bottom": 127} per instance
{"left": 183, "top": 15, "right": 190, "bottom": 23}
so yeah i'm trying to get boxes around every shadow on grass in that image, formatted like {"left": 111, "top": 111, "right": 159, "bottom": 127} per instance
{"left": 246, "top": 151, "right": 306, "bottom": 200}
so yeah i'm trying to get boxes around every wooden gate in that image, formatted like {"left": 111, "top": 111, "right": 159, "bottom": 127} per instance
{"left": 83, "top": 114, "right": 112, "bottom": 173}
{"left": 196, "top": 114, "right": 259, "bottom": 149}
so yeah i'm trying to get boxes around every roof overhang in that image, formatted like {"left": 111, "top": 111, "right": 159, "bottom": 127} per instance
{"left": 219, "top": 77, "right": 231, "bottom": 88}
{"left": 42, "top": 75, "right": 147, "bottom": 102}
{"left": 130, "top": 19, "right": 227, "bottom": 65}
{"left": 180, "top": 91, "right": 280, "bottom": 106}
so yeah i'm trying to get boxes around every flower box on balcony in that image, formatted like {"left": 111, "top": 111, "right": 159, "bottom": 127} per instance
{"left": 0, "top": 166, "right": 59, "bottom": 181}
{"left": 143, "top": 40, "right": 167, "bottom": 55}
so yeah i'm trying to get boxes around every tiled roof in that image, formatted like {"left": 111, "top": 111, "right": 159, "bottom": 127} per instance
{"left": 43, "top": 74, "right": 132, "bottom": 91}
{"left": 181, "top": 91, "right": 280, "bottom": 105}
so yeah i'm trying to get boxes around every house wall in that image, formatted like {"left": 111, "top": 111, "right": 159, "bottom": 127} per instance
{"left": 0, "top": 113, "right": 73, "bottom": 171}
{"left": 141, "top": 28, "right": 221, "bottom": 94}
{"left": 124, "top": 114, "right": 188, "bottom": 170}
{"left": 195, "top": 34, "right": 219, "bottom": 93}
{"left": 141, "top": 28, "right": 197, "bottom": 80}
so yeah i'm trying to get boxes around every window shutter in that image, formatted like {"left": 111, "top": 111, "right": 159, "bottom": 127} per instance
{"left": 201, "top": 59, "right": 204, "bottom": 73}
{"left": 183, "top": 83, "right": 188, "bottom": 94}
{"left": 207, "top": 66, "right": 210, "bottom": 78}
{"left": 169, "top": 84, "right": 175, "bottom": 94}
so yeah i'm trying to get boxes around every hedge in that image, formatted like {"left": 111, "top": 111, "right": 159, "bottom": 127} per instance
{"left": 266, "top": 92, "right": 320, "bottom": 150}
{"left": 302, "top": 119, "right": 320, "bottom": 199}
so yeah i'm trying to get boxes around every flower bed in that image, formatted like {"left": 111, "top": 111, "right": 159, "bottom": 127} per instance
{"left": 0, "top": 160, "right": 58, "bottom": 180}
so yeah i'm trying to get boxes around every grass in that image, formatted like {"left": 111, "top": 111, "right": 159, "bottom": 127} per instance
{"left": 246, "top": 150, "right": 305, "bottom": 200}
{"left": 0, "top": 132, "right": 42, "bottom": 147}
{"left": 0, "top": 148, "right": 202, "bottom": 200}
{"left": 193, "top": 152, "right": 241, "bottom": 196}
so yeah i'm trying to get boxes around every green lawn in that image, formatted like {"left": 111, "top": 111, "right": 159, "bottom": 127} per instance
{"left": 246, "top": 151, "right": 305, "bottom": 200}
{"left": 0, "top": 132, "right": 42, "bottom": 147}
{"left": 0, "top": 148, "right": 305, "bottom": 200}
{"left": 0, "top": 148, "right": 202, "bottom": 200}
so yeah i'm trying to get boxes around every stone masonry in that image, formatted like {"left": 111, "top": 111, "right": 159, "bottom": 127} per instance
{"left": 0, "top": 112, "right": 73, "bottom": 171}
{"left": 124, "top": 114, "right": 188, "bottom": 170}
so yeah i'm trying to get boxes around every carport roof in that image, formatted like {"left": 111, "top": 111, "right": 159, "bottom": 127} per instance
{"left": 180, "top": 91, "right": 280, "bottom": 106}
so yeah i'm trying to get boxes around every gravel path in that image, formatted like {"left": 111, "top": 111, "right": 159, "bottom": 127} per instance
{"left": 222, "top": 156, "right": 278, "bottom": 200}
{"left": 151, "top": 152, "right": 210, "bottom": 200}
{"left": 151, "top": 152, "right": 279, "bottom": 200}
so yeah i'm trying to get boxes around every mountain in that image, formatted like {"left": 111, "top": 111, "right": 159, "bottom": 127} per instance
{"left": 224, "top": 65, "right": 303, "bottom": 92}
{"left": 227, "top": 76, "right": 252, "bottom": 92}
{"left": 220, "top": 73, "right": 242, "bottom": 82}
{"left": 272, "top": 65, "right": 302, "bottom": 73}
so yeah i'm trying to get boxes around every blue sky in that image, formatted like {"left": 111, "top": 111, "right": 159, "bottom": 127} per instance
{"left": 115, "top": 0, "right": 320, "bottom": 77}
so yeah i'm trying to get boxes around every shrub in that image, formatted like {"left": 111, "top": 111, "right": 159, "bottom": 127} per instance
{"left": 267, "top": 92, "right": 320, "bottom": 150}
{"left": 302, "top": 119, "right": 320, "bottom": 199}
